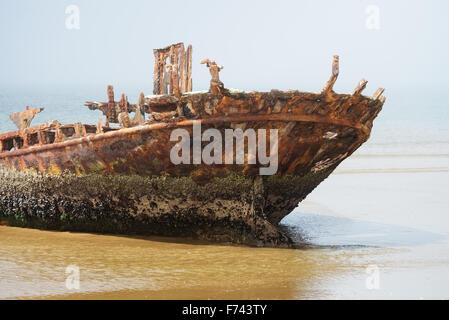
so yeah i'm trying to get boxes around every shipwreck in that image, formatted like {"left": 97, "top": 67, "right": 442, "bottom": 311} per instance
{"left": 0, "top": 43, "right": 385, "bottom": 247}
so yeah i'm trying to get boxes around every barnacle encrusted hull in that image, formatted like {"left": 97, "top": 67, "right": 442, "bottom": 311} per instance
{"left": 0, "top": 168, "right": 334, "bottom": 247}
{"left": 0, "top": 88, "right": 384, "bottom": 247}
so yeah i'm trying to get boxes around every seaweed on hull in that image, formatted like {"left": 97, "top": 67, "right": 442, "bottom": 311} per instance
{"left": 0, "top": 43, "right": 386, "bottom": 247}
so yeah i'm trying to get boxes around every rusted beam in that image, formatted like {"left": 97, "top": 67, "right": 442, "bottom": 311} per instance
{"left": 186, "top": 45, "right": 193, "bottom": 92}
{"left": 10, "top": 106, "right": 44, "bottom": 131}
{"left": 37, "top": 130, "right": 47, "bottom": 145}
{"left": 167, "top": 64, "right": 181, "bottom": 96}
{"left": 169, "top": 46, "right": 175, "bottom": 95}
{"left": 201, "top": 59, "right": 225, "bottom": 95}
{"left": 96, "top": 119, "right": 104, "bottom": 134}
{"left": 85, "top": 85, "right": 119, "bottom": 124}
{"left": 201, "top": 59, "right": 223, "bottom": 82}
{"left": 372, "top": 88, "right": 385, "bottom": 100}
{"left": 12, "top": 138, "right": 19, "bottom": 150}
{"left": 153, "top": 43, "right": 193, "bottom": 95}
{"left": 133, "top": 93, "right": 146, "bottom": 125}
{"left": 118, "top": 94, "right": 128, "bottom": 113}
{"left": 74, "top": 122, "right": 87, "bottom": 137}
{"left": 322, "top": 55, "right": 339, "bottom": 93}
{"left": 153, "top": 51, "right": 162, "bottom": 95}
{"left": 85, "top": 86, "right": 152, "bottom": 125}
{"left": 118, "top": 112, "right": 132, "bottom": 128}
{"left": 352, "top": 79, "right": 368, "bottom": 96}
{"left": 179, "top": 44, "right": 186, "bottom": 93}
{"left": 0, "top": 109, "right": 373, "bottom": 160}
{"left": 54, "top": 124, "right": 66, "bottom": 143}
{"left": 21, "top": 130, "right": 29, "bottom": 148}
{"left": 106, "top": 85, "right": 116, "bottom": 122}
{"left": 150, "top": 111, "right": 178, "bottom": 121}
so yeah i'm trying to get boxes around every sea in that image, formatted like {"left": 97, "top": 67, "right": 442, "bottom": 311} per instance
{"left": 0, "top": 85, "right": 448, "bottom": 299}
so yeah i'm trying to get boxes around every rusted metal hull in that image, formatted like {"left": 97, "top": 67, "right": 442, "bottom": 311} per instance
{"left": 0, "top": 90, "right": 384, "bottom": 247}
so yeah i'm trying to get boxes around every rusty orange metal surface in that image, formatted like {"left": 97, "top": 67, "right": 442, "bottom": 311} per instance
{"left": 0, "top": 43, "right": 386, "bottom": 247}
{"left": 0, "top": 88, "right": 384, "bottom": 179}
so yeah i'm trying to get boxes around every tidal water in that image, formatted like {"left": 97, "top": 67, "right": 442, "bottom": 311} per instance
{"left": 0, "top": 86, "right": 448, "bottom": 299}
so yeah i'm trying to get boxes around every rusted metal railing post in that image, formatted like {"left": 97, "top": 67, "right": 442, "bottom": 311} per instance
{"left": 322, "top": 55, "right": 339, "bottom": 94}
{"left": 153, "top": 43, "right": 193, "bottom": 95}
{"left": 372, "top": 88, "right": 385, "bottom": 100}
{"left": 133, "top": 92, "right": 146, "bottom": 125}
{"left": 352, "top": 79, "right": 368, "bottom": 96}
{"left": 201, "top": 59, "right": 225, "bottom": 95}
{"left": 96, "top": 119, "right": 104, "bottom": 134}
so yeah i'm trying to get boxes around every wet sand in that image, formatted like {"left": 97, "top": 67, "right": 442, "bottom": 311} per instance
{"left": 1, "top": 154, "right": 448, "bottom": 299}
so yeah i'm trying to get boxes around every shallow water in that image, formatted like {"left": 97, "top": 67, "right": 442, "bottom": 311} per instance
{"left": 1, "top": 154, "right": 448, "bottom": 300}
{"left": 1, "top": 88, "right": 449, "bottom": 299}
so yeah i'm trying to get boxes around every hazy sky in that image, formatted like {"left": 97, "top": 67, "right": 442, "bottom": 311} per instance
{"left": 0, "top": 0, "right": 448, "bottom": 95}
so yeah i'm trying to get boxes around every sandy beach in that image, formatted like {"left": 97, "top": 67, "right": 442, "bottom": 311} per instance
{"left": 1, "top": 152, "right": 448, "bottom": 300}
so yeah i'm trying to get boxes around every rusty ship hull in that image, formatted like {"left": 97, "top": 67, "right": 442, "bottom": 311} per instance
{"left": 0, "top": 89, "right": 384, "bottom": 247}
{"left": 0, "top": 43, "right": 385, "bottom": 247}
